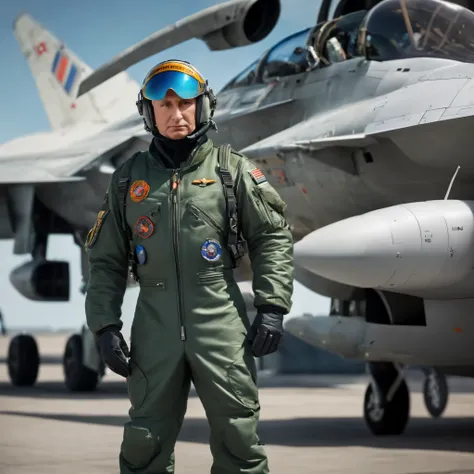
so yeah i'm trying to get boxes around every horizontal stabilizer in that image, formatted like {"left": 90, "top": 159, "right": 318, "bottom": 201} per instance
{"left": 77, "top": 0, "right": 280, "bottom": 97}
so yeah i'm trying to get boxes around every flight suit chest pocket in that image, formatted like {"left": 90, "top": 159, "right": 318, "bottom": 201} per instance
{"left": 188, "top": 200, "right": 226, "bottom": 236}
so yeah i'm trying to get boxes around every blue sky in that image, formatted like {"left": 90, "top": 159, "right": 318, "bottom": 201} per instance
{"left": 0, "top": 0, "right": 330, "bottom": 330}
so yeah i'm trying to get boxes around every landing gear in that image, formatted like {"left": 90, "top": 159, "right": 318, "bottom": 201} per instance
{"left": 363, "top": 363, "right": 451, "bottom": 435}
{"left": 364, "top": 362, "right": 410, "bottom": 435}
{"left": 7, "top": 334, "right": 40, "bottom": 386}
{"left": 63, "top": 333, "right": 100, "bottom": 391}
{"left": 423, "top": 368, "right": 448, "bottom": 418}
{"left": 6, "top": 329, "right": 101, "bottom": 392}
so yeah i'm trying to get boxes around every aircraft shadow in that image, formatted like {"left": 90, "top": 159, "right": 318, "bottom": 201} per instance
{"left": 0, "top": 380, "right": 130, "bottom": 400}
{"left": 0, "top": 373, "right": 471, "bottom": 400}
{"left": 0, "top": 410, "right": 473, "bottom": 453}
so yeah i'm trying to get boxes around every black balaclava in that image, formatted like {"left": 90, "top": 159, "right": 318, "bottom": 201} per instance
{"left": 150, "top": 130, "right": 207, "bottom": 169}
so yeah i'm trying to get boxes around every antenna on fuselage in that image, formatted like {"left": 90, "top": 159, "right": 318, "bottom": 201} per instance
{"left": 444, "top": 165, "right": 461, "bottom": 200}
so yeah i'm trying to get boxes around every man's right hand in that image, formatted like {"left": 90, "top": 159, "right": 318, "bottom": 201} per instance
{"left": 96, "top": 326, "right": 130, "bottom": 378}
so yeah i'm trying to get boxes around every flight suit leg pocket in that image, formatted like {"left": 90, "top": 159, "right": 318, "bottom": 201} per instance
{"left": 222, "top": 415, "right": 264, "bottom": 465}
{"left": 120, "top": 419, "right": 161, "bottom": 470}
{"left": 226, "top": 342, "right": 259, "bottom": 411}
{"left": 127, "top": 360, "right": 148, "bottom": 411}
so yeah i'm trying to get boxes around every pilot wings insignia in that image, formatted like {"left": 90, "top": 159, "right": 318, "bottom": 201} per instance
{"left": 192, "top": 178, "right": 216, "bottom": 187}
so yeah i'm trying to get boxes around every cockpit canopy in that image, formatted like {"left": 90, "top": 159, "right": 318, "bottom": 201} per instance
{"left": 358, "top": 0, "right": 474, "bottom": 62}
{"left": 219, "top": 0, "right": 474, "bottom": 94}
{"left": 261, "top": 27, "right": 313, "bottom": 79}
{"left": 309, "top": 10, "right": 367, "bottom": 65}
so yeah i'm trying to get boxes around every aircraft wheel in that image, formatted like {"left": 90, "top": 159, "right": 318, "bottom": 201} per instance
{"left": 7, "top": 334, "right": 40, "bottom": 386}
{"left": 63, "top": 334, "right": 99, "bottom": 392}
{"left": 423, "top": 369, "right": 448, "bottom": 418}
{"left": 364, "top": 365, "right": 410, "bottom": 435}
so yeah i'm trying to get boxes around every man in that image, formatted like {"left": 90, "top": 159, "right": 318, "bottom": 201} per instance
{"left": 85, "top": 59, "right": 294, "bottom": 473}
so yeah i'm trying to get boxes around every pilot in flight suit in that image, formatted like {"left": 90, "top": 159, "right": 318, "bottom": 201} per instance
{"left": 84, "top": 59, "right": 294, "bottom": 473}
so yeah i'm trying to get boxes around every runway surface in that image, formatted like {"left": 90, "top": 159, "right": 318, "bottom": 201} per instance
{"left": 0, "top": 334, "right": 473, "bottom": 473}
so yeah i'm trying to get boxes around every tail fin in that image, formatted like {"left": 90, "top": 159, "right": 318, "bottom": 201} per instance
{"left": 13, "top": 13, "right": 140, "bottom": 130}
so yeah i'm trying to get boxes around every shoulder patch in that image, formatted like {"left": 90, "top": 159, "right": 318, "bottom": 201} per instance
{"left": 248, "top": 168, "right": 267, "bottom": 185}
{"left": 130, "top": 180, "right": 150, "bottom": 202}
{"left": 85, "top": 209, "right": 109, "bottom": 249}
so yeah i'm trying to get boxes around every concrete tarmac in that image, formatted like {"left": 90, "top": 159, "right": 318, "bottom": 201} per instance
{"left": 0, "top": 333, "right": 473, "bottom": 474}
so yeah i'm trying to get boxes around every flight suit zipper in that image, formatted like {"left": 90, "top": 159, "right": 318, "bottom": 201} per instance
{"left": 171, "top": 169, "right": 186, "bottom": 341}
{"left": 170, "top": 145, "right": 201, "bottom": 341}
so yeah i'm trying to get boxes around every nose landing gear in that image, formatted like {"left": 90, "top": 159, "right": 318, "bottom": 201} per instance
{"left": 363, "top": 363, "right": 450, "bottom": 436}
{"left": 364, "top": 362, "right": 410, "bottom": 435}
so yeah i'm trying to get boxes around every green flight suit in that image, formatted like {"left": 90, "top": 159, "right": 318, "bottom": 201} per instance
{"left": 85, "top": 137, "right": 294, "bottom": 473}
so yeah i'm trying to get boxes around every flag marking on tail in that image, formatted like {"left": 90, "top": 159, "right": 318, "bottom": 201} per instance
{"left": 35, "top": 42, "right": 47, "bottom": 56}
{"left": 51, "top": 49, "right": 78, "bottom": 94}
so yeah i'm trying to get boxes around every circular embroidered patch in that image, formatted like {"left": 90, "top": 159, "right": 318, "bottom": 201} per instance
{"left": 201, "top": 239, "right": 222, "bottom": 262}
{"left": 130, "top": 180, "right": 150, "bottom": 203}
{"left": 135, "top": 216, "right": 154, "bottom": 239}
{"left": 135, "top": 245, "right": 147, "bottom": 265}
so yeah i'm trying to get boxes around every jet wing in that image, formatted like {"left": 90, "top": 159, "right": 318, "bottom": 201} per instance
{"left": 238, "top": 123, "right": 385, "bottom": 176}
{"left": 240, "top": 132, "right": 379, "bottom": 159}
{"left": 0, "top": 127, "right": 149, "bottom": 185}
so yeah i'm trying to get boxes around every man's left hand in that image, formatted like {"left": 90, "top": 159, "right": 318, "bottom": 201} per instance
{"left": 248, "top": 312, "right": 284, "bottom": 357}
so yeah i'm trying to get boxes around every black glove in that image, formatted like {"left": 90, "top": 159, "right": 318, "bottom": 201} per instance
{"left": 248, "top": 311, "right": 284, "bottom": 357}
{"left": 96, "top": 326, "right": 130, "bottom": 378}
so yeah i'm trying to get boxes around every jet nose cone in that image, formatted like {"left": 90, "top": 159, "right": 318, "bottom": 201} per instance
{"left": 294, "top": 205, "right": 421, "bottom": 288}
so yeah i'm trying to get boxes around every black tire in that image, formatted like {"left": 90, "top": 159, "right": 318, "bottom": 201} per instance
{"left": 7, "top": 334, "right": 40, "bottom": 386}
{"left": 423, "top": 369, "right": 448, "bottom": 418}
{"left": 364, "top": 378, "right": 410, "bottom": 435}
{"left": 63, "top": 334, "right": 99, "bottom": 392}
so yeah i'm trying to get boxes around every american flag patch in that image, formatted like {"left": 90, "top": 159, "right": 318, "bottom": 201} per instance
{"left": 249, "top": 168, "right": 267, "bottom": 185}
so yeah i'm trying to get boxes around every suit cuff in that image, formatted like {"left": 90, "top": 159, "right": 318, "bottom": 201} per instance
{"left": 255, "top": 304, "right": 286, "bottom": 315}
{"left": 95, "top": 324, "right": 120, "bottom": 337}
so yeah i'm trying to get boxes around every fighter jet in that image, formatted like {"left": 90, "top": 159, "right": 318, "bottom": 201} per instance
{"left": 2, "top": 0, "right": 474, "bottom": 436}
